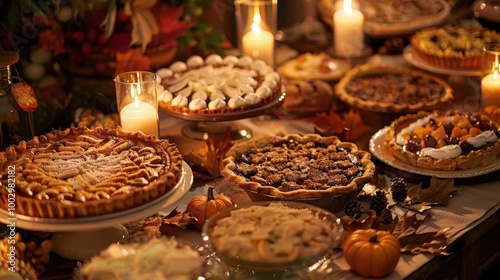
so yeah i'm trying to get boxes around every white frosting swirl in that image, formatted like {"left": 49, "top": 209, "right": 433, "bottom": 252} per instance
{"left": 262, "top": 79, "right": 277, "bottom": 90}
{"left": 155, "top": 68, "right": 173, "bottom": 79}
{"left": 189, "top": 98, "right": 207, "bottom": 110}
{"left": 467, "top": 130, "right": 498, "bottom": 148}
{"left": 228, "top": 96, "right": 246, "bottom": 109}
{"left": 205, "top": 54, "right": 223, "bottom": 65}
{"left": 237, "top": 56, "right": 253, "bottom": 67}
{"left": 160, "top": 90, "right": 173, "bottom": 103}
{"left": 420, "top": 145, "right": 462, "bottom": 159}
{"left": 187, "top": 55, "right": 204, "bottom": 68}
{"left": 244, "top": 93, "right": 261, "bottom": 105}
{"left": 256, "top": 86, "right": 272, "bottom": 99}
{"left": 208, "top": 98, "right": 226, "bottom": 109}
{"left": 223, "top": 55, "right": 239, "bottom": 65}
{"left": 171, "top": 95, "right": 188, "bottom": 107}
{"left": 169, "top": 61, "right": 187, "bottom": 73}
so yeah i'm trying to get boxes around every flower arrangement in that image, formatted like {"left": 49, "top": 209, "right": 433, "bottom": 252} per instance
{"left": 1, "top": 0, "right": 229, "bottom": 76}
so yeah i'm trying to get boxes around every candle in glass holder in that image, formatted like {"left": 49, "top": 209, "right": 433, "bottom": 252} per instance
{"left": 481, "top": 70, "right": 500, "bottom": 107}
{"left": 333, "top": 0, "right": 364, "bottom": 57}
{"left": 242, "top": 12, "right": 274, "bottom": 66}
{"left": 115, "top": 71, "right": 159, "bottom": 137}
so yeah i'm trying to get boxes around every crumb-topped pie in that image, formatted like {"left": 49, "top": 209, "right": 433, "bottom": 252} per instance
{"left": 334, "top": 64, "right": 453, "bottom": 113}
{"left": 156, "top": 54, "right": 282, "bottom": 114}
{"left": 385, "top": 110, "right": 500, "bottom": 170}
{"left": 221, "top": 134, "right": 375, "bottom": 200}
{"left": 410, "top": 27, "right": 500, "bottom": 69}
{"left": 0, "top": 127, "right": 183, "bottom": 219}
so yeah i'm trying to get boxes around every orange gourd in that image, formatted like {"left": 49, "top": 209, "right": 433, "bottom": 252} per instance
{"left": 343, "top": 229, "right": 401, "bottom": 278}
{"left": 186, "top": 187, "right": 234, "bottom": 230}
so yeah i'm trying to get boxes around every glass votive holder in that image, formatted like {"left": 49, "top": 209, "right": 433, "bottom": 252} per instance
{"left": 480, "top": 42, "right": 500, "bottom": 108}
{"left": 114, "top": 71, "right": 159, "bottom": 137}
{"left": 235, "top": 0, "right": 277, "bottom": 67}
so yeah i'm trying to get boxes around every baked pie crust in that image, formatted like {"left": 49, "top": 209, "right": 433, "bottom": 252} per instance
{"left": 385, "top": 110, "right": 500, "bottom": 170}
{"left": 334, "top": 64, "right": 453, "bottom": 113}
{"left": 0, "top": 127, "right": 183, "bottom": 219}
{"left": 278, "top": 52, "right": 350, "bottom": 81}
{"left": 221, "top": 134, "right": 375, "bottom": 200}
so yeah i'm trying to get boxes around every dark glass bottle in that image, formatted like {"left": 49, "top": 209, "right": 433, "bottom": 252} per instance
{"left": 0, "top": 51, "right": 35, "bottom": 150}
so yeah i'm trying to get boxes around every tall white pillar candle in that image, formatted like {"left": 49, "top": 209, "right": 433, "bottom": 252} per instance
{"left": 333, "top": 0, "right": 364, "bottom": 57}
{"left": 242, "top": 13, "right": 274, "bottom": 66}
{"left": 481, "top": 70, "right": 500, "bottom": 107}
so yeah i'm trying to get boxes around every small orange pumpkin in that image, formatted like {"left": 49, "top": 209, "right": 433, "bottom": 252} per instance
{"left": 343, "top": 229, "right": 401, "bottom": 278}
{"left": 186, "top": 187, "right": 234, "bottom": 230}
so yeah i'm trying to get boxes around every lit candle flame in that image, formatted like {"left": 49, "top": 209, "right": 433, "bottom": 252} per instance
{"left": 343, "top": 0, "right": 353, "bottom": 15}
{"left": 251, "top": 10, "right": 262, "bottom": 35}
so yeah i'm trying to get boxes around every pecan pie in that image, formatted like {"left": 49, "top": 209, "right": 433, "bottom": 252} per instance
{"left": 385, "top": 110, "right": 500, "bottom": 170}
{"left": 0, "top": 127, "right": 183, "bottom": 219}
{"left": 156, "top": 54, "right": 282, "bottom": 114}
{"left": 221, "top": 134, "right": 375, "bottom": 200}
{"left": 334, "top": 64, "right": 453, "bottom": 113}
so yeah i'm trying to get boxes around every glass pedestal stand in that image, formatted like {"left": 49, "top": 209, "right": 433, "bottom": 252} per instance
{"left": 1, "top": 162, "right": 193, "bottom": 261}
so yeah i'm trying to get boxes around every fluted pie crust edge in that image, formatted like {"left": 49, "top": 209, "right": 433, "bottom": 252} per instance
{"left": 334, "top": 64, "right": 454, "bottom": 113}
{"left": 0, "top": 127, "right": 183, "bottom": 219}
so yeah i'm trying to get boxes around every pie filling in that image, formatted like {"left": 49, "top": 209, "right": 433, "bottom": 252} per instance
{"left": 344, "top": 73, "right": 447, "bottom": 105}
{"left": 396, "top": 113, "right": 500, "bottom": 160}
{"left": 232, "top": 140, "right": 364, "bottom": 192}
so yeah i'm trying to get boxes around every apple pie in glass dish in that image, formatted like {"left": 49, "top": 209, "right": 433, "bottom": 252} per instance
{"left": 385, "top": 110, "right": 500, "bottom": 171}
{"left": 0, "top": 127, "right": 183, "bottom": 219}
{"left": 221, "top": 134, "right": 375, "bottom": 212}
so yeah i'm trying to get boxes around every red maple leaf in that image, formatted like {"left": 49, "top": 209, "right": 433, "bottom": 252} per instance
{"left": 313, "top": 109, "right": 344, "bottom": 133}
{"left": 37, "top": 18, "right": 65, "bottom": 55}
{"left": 152, "top": 4, "right": 195, "bottom": 48}
{"left": 114, "top": 48, "right": 151, "bottom": 76}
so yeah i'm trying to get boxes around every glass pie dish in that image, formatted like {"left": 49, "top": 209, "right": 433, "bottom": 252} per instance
{"left": 202, "top": 201, "right": 343, "bottom": 273}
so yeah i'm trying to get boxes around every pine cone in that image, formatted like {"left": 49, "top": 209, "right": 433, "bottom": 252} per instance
{"left": 370, "top": 190, "right": 388, "bottom": 215}
{"left": 380, "top": 208, "right": 393, "bottom": 224}
{"left": 344, "top": 200, "right": 362, "bottom": 218}
{"left": 391, "top": 176, "right": 408, "bottom": 203}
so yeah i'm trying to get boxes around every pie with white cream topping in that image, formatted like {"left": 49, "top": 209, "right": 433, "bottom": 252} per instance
{"left": 0, "top": 127, "right": 183, "bottom": 219}
{"left": 156, "top": 54, "right": 282, "bottom": 114}
{"left": 385, "top": 111, "right": 500, "bottom": 170}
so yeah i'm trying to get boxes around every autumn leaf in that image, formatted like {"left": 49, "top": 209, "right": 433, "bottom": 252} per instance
{"left": 114, "top": 48, "right": 151, "bottom": 76}
{"left": 391, "top": 211, "right": 451, "bottom": 255}
{"left": 11, "top": 82, "right": 38, "bottom": 112}
{"left": 153, "top": 4, "right": 195, "bottom": 48}
{"left": 313, "top": 109, "right": 367, "bottom": 141}
{"left": 159, "top": 208, "right": 197, "bottom": 236}
{"left": 340, "top": 210, "right": 377, "bottom": 248}
{"left": 184, "top": 129, "right": 234, "bottom": 180}
{"left": 38, "top": 19, "right": 65, "bottom": 55}
{"left": 405, "top": 177, "right": 461, "bottom": 212}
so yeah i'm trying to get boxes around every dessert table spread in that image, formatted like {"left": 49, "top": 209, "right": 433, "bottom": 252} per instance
{"left": 5, "top": 5, "right": 500, "bottom": 277}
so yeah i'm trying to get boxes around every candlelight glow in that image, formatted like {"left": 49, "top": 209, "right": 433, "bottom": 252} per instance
{"left": 251, "top": 10, "right": 262, "bottom": 35}
{"left": 343, "top": 0, "right": 353, "bottom": 14}
{"left": 494, "top": 69, "right": 499, "bottom": 80}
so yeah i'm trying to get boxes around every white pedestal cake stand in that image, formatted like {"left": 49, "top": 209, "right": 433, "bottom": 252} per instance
{"left": 159, "top": 91, "right": 286, "bottom": 141}
{"left": 0, "top": 161, "right": 193, "bottom": 261}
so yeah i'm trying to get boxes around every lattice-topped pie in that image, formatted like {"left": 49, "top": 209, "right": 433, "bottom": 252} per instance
{"left": 156, "top": 54, "right": 282, "bottom": 114}
{"left": 334, "top": 64, "right": 453, "bottom": 113}
{"left": 0, "top": 127, "right": 183, "bottom": 219}
{"left": 221, "top": 134, "right": 375, "bottom": 200}
{"left": 385, "top": 111, "right": 500, "bottom": 170}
